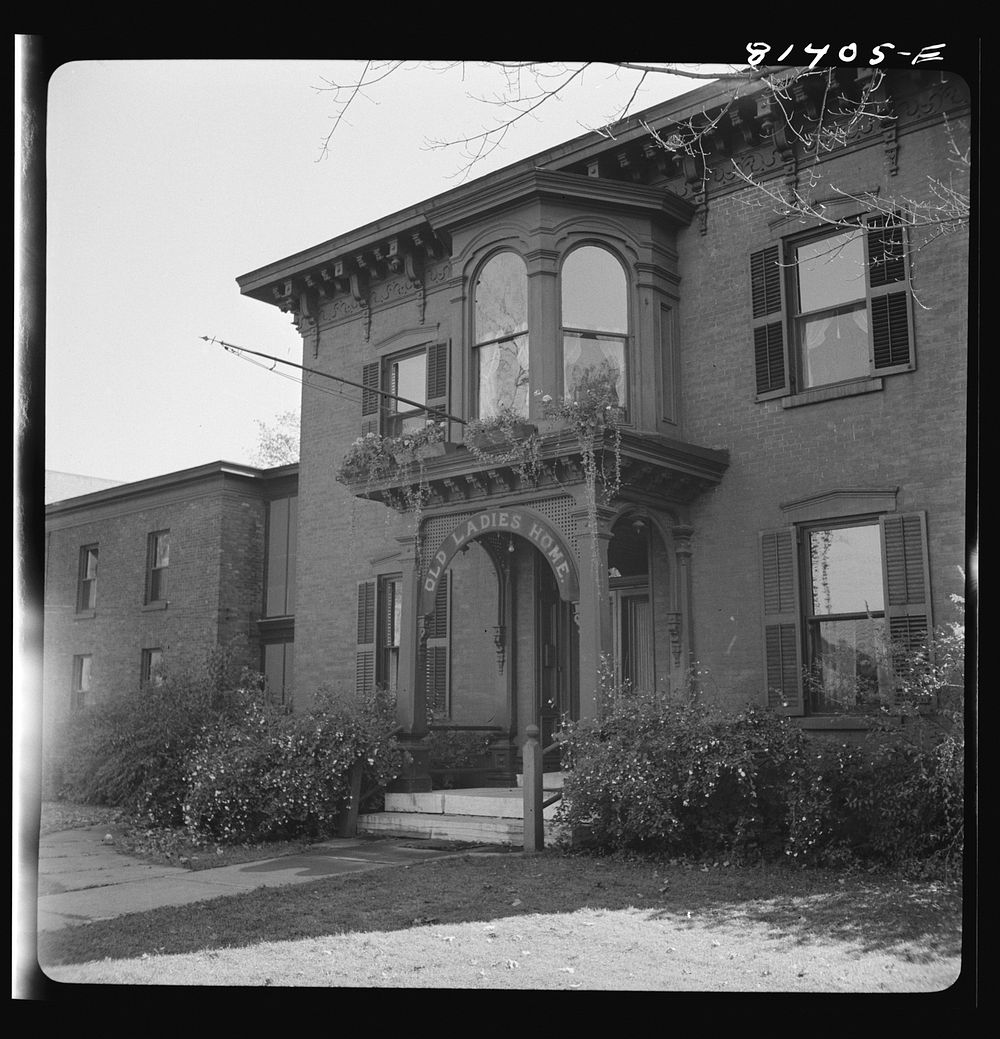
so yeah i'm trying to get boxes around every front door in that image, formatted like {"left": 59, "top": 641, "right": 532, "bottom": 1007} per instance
{"left": 537, "top": 561, "right": 578, "bottom": 755}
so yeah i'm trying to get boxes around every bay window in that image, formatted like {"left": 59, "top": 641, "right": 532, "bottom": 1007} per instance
{"left": 561, "top": 245, "right": 629, "bottom": 410}
{"left": 473, "top": 252, "right": 529, "bottom": 419}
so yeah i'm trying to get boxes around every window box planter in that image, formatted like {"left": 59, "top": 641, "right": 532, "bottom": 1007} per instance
{"left": 467, "top": 422, "right": 537, "bottom": 451}
{"left": 414, "top": 441, "right": 455, "bottom": 461}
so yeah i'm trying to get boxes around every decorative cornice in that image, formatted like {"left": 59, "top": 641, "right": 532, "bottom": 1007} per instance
{"left": 780, "top": 488, "right": 899, "bottom": 523}
{"left": 427, "top": 168, "right": 696, "bottom": 233}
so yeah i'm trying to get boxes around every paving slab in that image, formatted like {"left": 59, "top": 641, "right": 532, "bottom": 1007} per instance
{"left": 35, "top": 824, "right": 476, "bottom": 933}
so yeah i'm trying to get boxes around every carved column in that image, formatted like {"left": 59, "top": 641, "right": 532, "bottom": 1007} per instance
{"left": 391, "top": 532, "right": 431, "bottom": 792}
{"left": 571, "top": 503, "right": 615, "bottom": 720}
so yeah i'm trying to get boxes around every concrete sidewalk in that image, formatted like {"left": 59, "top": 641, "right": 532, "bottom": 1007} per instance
{"left": 37, "top": 825, "right": 488, "bottom": 932}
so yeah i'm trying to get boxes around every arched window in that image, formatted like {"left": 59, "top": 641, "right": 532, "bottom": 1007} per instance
{"left": 561, "top": 245, "right": 628, "bottom": 409}
{"left": 474, "top": 252, "right": 529, "bottom": 419}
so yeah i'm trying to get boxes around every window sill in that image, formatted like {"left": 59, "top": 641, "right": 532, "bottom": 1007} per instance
{"left": 142, "top": 601, "right": 169, "bottom": 612}
{"left": 74, "top": 610, "right": 96, "bottom": 621}
{"left": 791, "top": 715, "right": 874, "bottom": 731}
{"left": 780, "top": 377, "right": 884, "bottom": 409}
{"left": 792, "top": 707, "right": 939, "bottom": 731}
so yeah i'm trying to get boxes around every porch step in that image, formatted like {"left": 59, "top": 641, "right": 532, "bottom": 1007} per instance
{"left": 357, "top": 784, "right": 566, "bottom": 845}
{"left": 357, "top": 811, "right": 542, "bottom": 844}
{"left": 384, "top": 787, "right": 562, "bottom": 820}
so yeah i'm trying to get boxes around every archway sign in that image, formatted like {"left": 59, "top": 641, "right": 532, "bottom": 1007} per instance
{"left": 420, "top": 506, "right": 580, "bottom": 615}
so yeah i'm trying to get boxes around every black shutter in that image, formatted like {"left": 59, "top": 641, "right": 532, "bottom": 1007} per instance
{"left": 361, "top": 362, "right": 381, "bottom": 435}
{"left": 424, "top": 341, "right": 450, "bottom": 432}
{"left": 760, "top": 528, "right": 803, "bottom": 715}
{"left": 866, "top": 216, "right": 914, "bottom": 374}
{"left": 425, "top": 571, "right": 450, "bottom": 714}
{"left": 880, "top": 512, "right": 933, "bottom": 702}
{"left": 750, "top": 246, "right": 789, "bottom": 396}
{"left": 356, "top": 579, "right": 376, "bottom": 696}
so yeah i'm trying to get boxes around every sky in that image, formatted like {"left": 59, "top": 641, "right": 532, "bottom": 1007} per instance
{"left": 39, "top": 58, "right": 732, "bottom": 485}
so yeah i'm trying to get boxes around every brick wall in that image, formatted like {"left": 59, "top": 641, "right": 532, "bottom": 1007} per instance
{"left": 42, "top": 469, "right": 275, "bottom": 748}
{"left": 675, "top": 115, "right": 969, "bottom": 712}
{"left": 286, "top": 73, "right": 969, "bottom": 727}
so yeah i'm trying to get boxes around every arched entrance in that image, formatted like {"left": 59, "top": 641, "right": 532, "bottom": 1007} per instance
{"left": 419, "top": 506, "right": 581, "bottom": 754}
{"left": 420, "top": 506, "right": 579, "bottom": 615}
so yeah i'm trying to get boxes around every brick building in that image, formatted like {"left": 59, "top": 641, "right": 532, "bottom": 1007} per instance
{"left": 222, "top": 68, "right": 967, "bottom": 789}
{"left": 42, "top": 461, "right": 298, "bottom": 749}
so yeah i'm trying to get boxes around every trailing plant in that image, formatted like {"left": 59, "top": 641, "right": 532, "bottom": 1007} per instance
{"left": 336, "top": 421, "right": 450, "bottom": 531}
{"left": 336, "top": 431, "right": 396, "bottom": 487}
{"left": 463, "top": 403, "right": 543, "bottom": 486}
{"left": 539, "top": 370, "right": 624, "bottom": 582}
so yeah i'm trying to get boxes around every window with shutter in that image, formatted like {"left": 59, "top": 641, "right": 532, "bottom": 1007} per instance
{"left": 365, "top": 342, "right": 450, "bottom": 438}
{"left": 355, "top": 579, "right": 376, "bottom": 697}
{"left": 880, "top": 512, "right": 933, "bottom": 703}
{"left": 866, "top": 215, "right": 914, "bottom": 375}
{"left": 750, "top": 245, "right": 788, "bottom": 397}
{"left": 752, "top": 216, "right": 915, "bottom": 400}
{"left": 377, "top": 574, "right": 402, "bottom": 693}
{"left": 425, "top": 571, "right": 451, "bottom": 715}
{"left": 759, "top": 528, "right": 803, "bottom": 714}
{"left": 424, "top": 341, "right": 449, "bottom": 429}
{"left": 360, "top": 362, "right": 381, "bottom": 436}
{"left": 774, "top": 511, "right": 934, "bottom": 715}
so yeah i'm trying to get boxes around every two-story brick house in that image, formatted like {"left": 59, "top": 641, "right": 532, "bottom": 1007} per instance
{"left": 42, "top": 461, "right": 298, "bottom": 762}
{"left": 236, "top": 68, "right": 970, "bottom": 789}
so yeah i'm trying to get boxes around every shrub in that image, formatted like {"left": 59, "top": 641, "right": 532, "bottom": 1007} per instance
{"left": 54, "top": 640, "right": 260, "bottom": 826}
{"left": 558, "top": 590, "right": 965, "bottom": 871}
{"left": 424, "top": 728, "right": 496, "bottom": 789}
{"left": 556, "top": 680, "right": 808, "bottom": 861}
{"left": 181, "top": 685, "right": 406, "bottom": 843}
{"left": 53, "top": 642, "right": 407, "bottom": 844}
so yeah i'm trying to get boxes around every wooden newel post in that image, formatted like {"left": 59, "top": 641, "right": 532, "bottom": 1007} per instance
{"left": 522, "top": 724, "right": 544, "bottom": 854}
{"left": 336, "top": 759, "right": 364, "bottom": 838}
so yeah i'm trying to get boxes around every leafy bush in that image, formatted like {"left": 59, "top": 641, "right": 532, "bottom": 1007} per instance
{"left": 54, "top": 640, "right": 259, "bottom": 826}
{"left": 424, "top": 728, "right": 496, "bottom": 789}
{"left": 53, "top": 642, "right": 406, "bottom": 844}
{"left": 181, "top": 685, "right": 406, "bottom": 843}
{"left": 556, "top": 682, "right": 809, "bottom": 861}
{"left": 558, "top": 592, "right": 965, "bottom": 872}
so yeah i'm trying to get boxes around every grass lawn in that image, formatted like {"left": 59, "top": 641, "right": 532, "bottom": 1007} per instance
{"left": 37, "top": 846, "right": 965, "bottom": 992}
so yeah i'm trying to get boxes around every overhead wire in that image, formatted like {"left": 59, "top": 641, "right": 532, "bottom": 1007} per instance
{"left": 202, "top": 336, "right": 466, "bottom": 425}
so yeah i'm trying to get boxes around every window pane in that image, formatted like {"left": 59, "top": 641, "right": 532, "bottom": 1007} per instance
{"left": 475, "top": 253, "right": 527, "bottom": 343}
{"left": 391, "top": 353, "right": 426, "bottom": 408}
{"left": 801, "top": 307, "right": 869, "bottom": 387}
{"left": 74, "top": 655, "right": 92, "bottom": 690}
{"left": 154, "top": 533, "right": 170, "bottom": 568}
{"left": 84, "top": 548, "right": 98, "bottom": 579}
{"left": 796, "top": 231, "right": 866, "bottom": 313}
{"left": 808, "top": 617, "right": 888, "bottom": 712}
{"left": 477, "top": 335, "right": 529, "bottom": 418}
{"left": 562, "top": 246, "right": 627, "bottom": 333}
{"left": 563, "top": 335, "right": 626, "bottom": 407}
{"left": 809, "top": 524, "right": 884, "bottom": 615}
